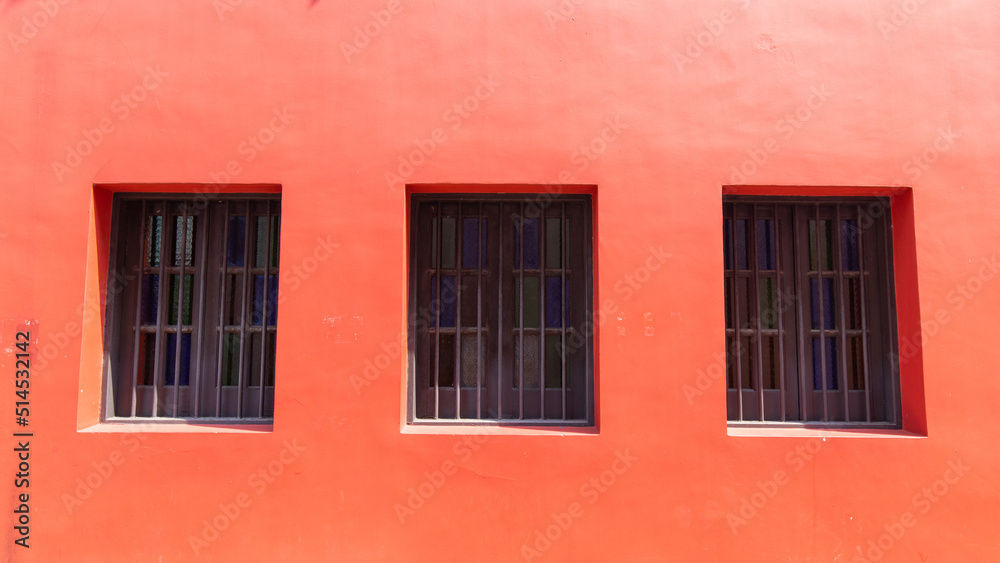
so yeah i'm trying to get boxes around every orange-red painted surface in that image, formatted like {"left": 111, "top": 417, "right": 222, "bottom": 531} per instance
{"left": 1, "top": 1, "right": 998, "bottom": 561}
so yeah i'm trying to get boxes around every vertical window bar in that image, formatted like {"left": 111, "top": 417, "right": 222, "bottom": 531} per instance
{"left": 455, "top": 207, "right": 463, "bottom": 418}
{"left": 434, "top": 204, "right": 441, "bottom": 419}
{"left": 128, "top": 201, "right": 147, "bottom": 417}
{"left": 881, "top": 207, "right": 898, "bottom": 424}
{"left": 151, "top": 199, "right": 168, "bottom": 417}
{"left": 814, "top": 205, "right": 829, "bottom": 422}
{"left": 496, "top": 203, "right": 504, "bottom": 420}
{"left": 856, "top": 205, "right": 873, "bottom": 422}
{"left": 561, "top": 203, "right": 567, "bottom": 418}
{"left": 729, "top": 206, "right": 745, "bottom": 421}
{"left": 539, "top": 206, "right": 546, "bottom": 421}
{"left": 235, "top": 205, "right": 251, "bottom": 417}
{"left": 257, "top": 201, "right": 273, "bottom": 418}
{"left": 171, "top": 207, "right": 189, "bottom": 417}
{"left": 214, "top": 202, "right": 231, "bottom": 418}
{"left": 476, "top": 202, "right": 483, "bottom": 419}
{"left": 193, "top": 206, "right": 209, "bottom": 418}
{"left": 518, "top": 202, "right": 525, "bottom": 420}
{"left": 751, "top": 204, "right": 764, "bottom": 420}
{"left": 793, "top": 206, "right": 809, "bottom": 421}
{"left": 834, "top": 205, "right": 850, "bottom": 421}
{"left": 773, "top": 205, "right": 787, "bottom": 422}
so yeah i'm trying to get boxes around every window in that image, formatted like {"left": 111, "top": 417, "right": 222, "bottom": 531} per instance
{"left": 104, "top": 194, "right": 280, "bottom": 420}
{"left": 723, "top": 197, "right": 900, "bottom": 426}
{"left": 408, "top": 194, "right": 594, "bottom": 425}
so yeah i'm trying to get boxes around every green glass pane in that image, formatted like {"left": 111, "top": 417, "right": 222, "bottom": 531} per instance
{"left": 545, "top": 218, "right": 561, "bottom": 269}
{"left": 221, "top": 334, "right": 241, "bottom": 386}
{"left": 759, "top": 277, "right": 776, "bottom": 329}
{"left": 168, "top": 274, "right": 194, "bottom": 325}
{"left": 514, "top": 276, "right": 540, "bottom": 328}
{"left": 174, "top": 216, "right": 194, "bottom": 266}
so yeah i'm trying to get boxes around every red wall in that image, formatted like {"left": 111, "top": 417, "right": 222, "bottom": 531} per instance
{"left": 2, "top": 1, "right": 998, "bottom": 561}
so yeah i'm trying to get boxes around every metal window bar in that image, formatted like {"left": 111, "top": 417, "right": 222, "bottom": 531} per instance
{"left": 539, "top": 207, "right": 546, "bottom": 421}
{"left": 856, "top": 204, "right": 873, "bottom": 422}
{"left": 751, "top": 204, "right": 764, "bottom": 420}
{"left": 151, "top": 199, "right": 168, "bottom": 417}
{"left": 881, "top": 207, "right": 899, "bottom": 424}
{"left": 235, "top": 206, "right": 251, "bottom": 417}
{"left": 476, "top": 202, "right": 483, "bottom": 419}
{"left": 257, "top": 201, "right": 273, "bottom": 418}
{"left": 171, "top": 207, "right": 189, "bottom": 417}
{"left": 834, "top": 205, "right": 850, "bottom": 421}
{"left": 518, "top": 202, "right": 525, "bottom": 420}
{"left": 561, "top": 203, "right": 567, "bottom": 418}
{"left": 793, "top": 205, "right": 809, "bottom": 422}
{"left": 772, "top": 205, "right": 787, "bottom": 422}
{"left": 193, "top": 206, "right": 209, "bottom": 418}
{"left": 434, "top": 204, "right": 442, "bottom": 419}
{"left": 728, "top": 210, "right": 745, "bottom": 421}
{"left": 214, "top": 201, "right": 231, "bottom": 418}
{"left": 455, "top": 207, "right": 463, "bottom": 419}
{"left": 814, "top": 204, "right": 829, "bottom": 422}
{"left": 128, "top": 201, "right": 148, "bottom": 417}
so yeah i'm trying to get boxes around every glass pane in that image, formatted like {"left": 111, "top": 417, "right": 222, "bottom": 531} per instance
{"left": 759, "top": 277, "right": 776, "bottom": 329}
{"left": 254, "top": 216, "right": 268, "bottom": 267}
{"left": 431, "top": 276, "right": 456, "bottom": 327}
{"left": 757, "top": 219, "right": 775, "bottom": 270}
{"left": 514, "top": 276, "right": 540, "bottom": 328}
{"left": 164, "top": 332, "right": 191, "bottom": 386}
{"left": 269, "top": 216, "right": 280, "bottom": 267}
{"left": 460, "top": 333, "right": 484, "bottom": 388}
{"left": 737, "top": 276, "right": 751, "bottom": 329}
{"left": 513, "top": 333, "right": 540, "bottom": 389}
{"left": 846, "top": 278, "right": 862, "bottom": 330}
{"left": 812, "top": 337, "right": 838, "bottom": 390}
{"left": 545, "top": 218, "right": 561, "bottom": 269}
{"left": 223, "top": 274, "right": 244, "bottom": 326}
{"left": 436, "top": 333, "right": 456, "bottom": 388}
{"left": 140, "top": 274, "right": 160, "bottom": 325}
{"left": 221, "top": 334, "right": 241, "bottom": 386}
{"left": 461, "top": 217, "right": 484, "bottom": 269}
{"left": 848, "top": 336, "right": 864, "bottom": 390}
{"left": 545, "top": 337, "right": 563, "bottom": 389}
{"left": 515, "top": 217, "right": 539, "bottom": 269}
{"left": 173, "top": 215, "right": 195, "bottom": 267}
{"left": 735, "top": 219, "right": 748, "bottom": 270}
{"left": 723, "top": 218, "right": 733, "bottom": 270}
{"left": 252, "top": 275, "right": 279, "bottom": 326}
{"left": 761, "top": 334, "right": 778, "bottom": 389}
{"left": 545, "top": 276, "right": 563, "bottom": 328}
{"left": 724, "top": 277, "right": 733, "bottom": 329}
{"left": 265, "top": 332, "right": 277, "bottom": 386}
{"left": 145, "top": 215, "right": 162, "bottom": 267}
{"left": 247, "top": 332, "right": 264, "bottom": 386}
{"left": 841, "top": 219, "right": 860, "bottom": 270}
{"left": 441, "top": 217, "right": 456, "bottom": 269}
{"left": 227, "top": 215, "right": 247, "bottom": 267}
{"left": 739, "top": 334, "right": 754, "bottom": 390}
{"left": 430, "top": 219, "right": 437, "bottom": 267}
{"left": 168, "top": 274, "right": 194, "bottom": 325}
{"left": 138, "top": 333, "right": 156, "bottom": 386}
{"left": 810, "top": 278, "right": 836, "bottom": 330}
{"left": 809, "top": 219, "right": 834, "bottom": 271}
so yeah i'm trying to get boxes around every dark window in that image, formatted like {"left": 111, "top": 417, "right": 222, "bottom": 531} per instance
{"left": 409, "top": 194, "right": 594, "bottom": 424}
{"left": 723, "top": 197, "right": 900, "bottom": 426}
{"left": 105, "top": 194, "right": 280, "bottom": 420}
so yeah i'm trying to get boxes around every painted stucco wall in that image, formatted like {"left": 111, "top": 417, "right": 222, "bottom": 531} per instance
{"left": 1, "top": 1, "right": 998, "bottom": 561}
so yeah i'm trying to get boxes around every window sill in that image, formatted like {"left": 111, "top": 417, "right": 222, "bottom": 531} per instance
{"left": 81, "top": 419, "right": 273, "bottom": 434}
{"left": 402, "top": 423, "right": 598, "bottom": 436}
{"left": 727, "top": 425, "right": 924, "bottom": 439}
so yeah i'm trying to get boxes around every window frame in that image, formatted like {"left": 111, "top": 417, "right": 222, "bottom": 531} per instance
{"left": 102, "top": 193, "right": 281, "bottom": 423}
{"left": 406, "top": 193, "right": 595, "bottom": 426}
{"left": 723, "top": 195, "right": 901, "bottom": 429}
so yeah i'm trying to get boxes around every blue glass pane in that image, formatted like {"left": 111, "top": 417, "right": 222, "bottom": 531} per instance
{"left": 841, "top": 220, "right": 860, "bottom": 270}
{"left": 812, "top": 338, "right": 838, "bottom": 390}
{"left": 431, "top": 275, "right": 456, "bottom": 327}
{"left": 462, "top": 218, "right": 486, "bottom": 269}
{"left": 515, "top": 217, "right": 539, "bottom": 269}
{"left": 736, "top": 219, "right": 748, "bottom": 270}
{"left": 140, "top": 274, "right": 159, "bottom": 325}
{"left": 810, "top": 278, "right": 836, "bottom": 330}
{"left": 227, "top": 215, "right": 246, "bottom": 267}
{"left": 723, "top": 218, "right": 732, "bottom": 270}
{"left": 757, "top": 219, "right": 775, "bottom": 270}
{"left": 252, "top": 275, "right": 281, "bottom": 326}
{"left": 545, "top": 276, "right": 563, "bottom": 328}
{"left": 164, "top": 332, "right": 191, "bottom": 386}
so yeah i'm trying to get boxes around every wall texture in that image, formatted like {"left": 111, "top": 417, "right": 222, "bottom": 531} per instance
{"left": 1, "top": 0, "right": 998, "bottom": 561}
